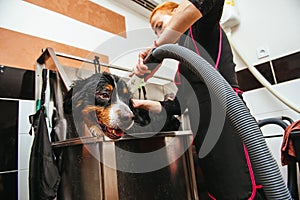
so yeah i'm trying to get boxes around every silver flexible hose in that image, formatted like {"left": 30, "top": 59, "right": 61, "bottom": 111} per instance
{"left": 152, "top": 44, "right": 291, "bottom": 200}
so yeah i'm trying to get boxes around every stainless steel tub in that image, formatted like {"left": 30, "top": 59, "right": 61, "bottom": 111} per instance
{"left": 52, "top": 131, "right": 199, "bottom": 200}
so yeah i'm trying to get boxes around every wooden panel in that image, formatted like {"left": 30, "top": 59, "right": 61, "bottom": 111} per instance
{"left": 24, "top": 0, "right": 126, "bottom": 37}
{"left": 0, "top": 27, "right": 109, "bottom": 71}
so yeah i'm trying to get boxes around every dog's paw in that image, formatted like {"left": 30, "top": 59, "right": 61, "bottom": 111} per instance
{"left": 89, "top": 125, "right": 104, "bottom": 137}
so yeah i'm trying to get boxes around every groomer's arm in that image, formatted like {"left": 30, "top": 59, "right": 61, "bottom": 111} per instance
{"left": 131, "top": 99, "right": 162, "bottom": 113}
{"left": 155, "top": 0, "right": 202, "bottom": 46}
{"left": 133, "top": 0, "right": 201, "bottom": 76}
{"left": 133, "top": 0, "right": 219, "bottom": 77}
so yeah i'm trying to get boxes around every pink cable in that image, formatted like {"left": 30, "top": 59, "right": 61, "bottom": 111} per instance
{"left": 207, "top": 144, "right": 259, "bottom": 200}
{"left": 177, "top": 25, "right": 222, "bottom": 85}
{"left": 189, "top": 26, "right": 201, "bottom": 56}
{"left": 189, "top": 25, "right": 222, "bottom": 69}
{"left": 243, "top": 144, "right": 257, "bottom": 200}
{"left": 174, "top": 62, "right": 182, "bottom": 85}
{"left": 208, "top": 192, "right": 217, "bottom": 200}
{"left": 215, "top": 24, "right": 222, "bottom": 69}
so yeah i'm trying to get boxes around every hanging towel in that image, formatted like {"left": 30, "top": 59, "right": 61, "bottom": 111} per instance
{"left": 281, "top": 120, "right": 300, "bottom": 166}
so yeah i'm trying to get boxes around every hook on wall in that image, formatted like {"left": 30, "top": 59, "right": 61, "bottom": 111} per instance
{"left": 0, "top": 65, "right": 5, "bottom": 74}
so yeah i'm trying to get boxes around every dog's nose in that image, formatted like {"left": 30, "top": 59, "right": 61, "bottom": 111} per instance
{"left": 119, "top": 111, "right": 134, "bottom": 129}
{"left": 114, "top": 104, "right": 134, "bottom": 130}
{"left": 121, "top": 111, "right": 134, "bottom": 120}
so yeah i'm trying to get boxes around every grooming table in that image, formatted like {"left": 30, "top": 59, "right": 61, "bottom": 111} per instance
{"left": 51, "top": 130, "right": 199, "bottom": 200}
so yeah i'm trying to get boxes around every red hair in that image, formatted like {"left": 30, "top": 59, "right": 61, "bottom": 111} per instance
{"left": 149, "top": 1, "right": 179, "bottom": 22}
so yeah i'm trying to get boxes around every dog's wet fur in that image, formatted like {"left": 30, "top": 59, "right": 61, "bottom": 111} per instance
{"left": 63, "top": 72, "right": 180, "bottom": 140}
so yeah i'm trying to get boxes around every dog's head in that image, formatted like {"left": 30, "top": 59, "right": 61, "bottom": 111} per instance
{"left": 64, "top": 72, "right": 136, "bottom": 139}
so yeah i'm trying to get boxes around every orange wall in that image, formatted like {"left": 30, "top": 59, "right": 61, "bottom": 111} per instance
{"left": 1, "top": 0, "right": 127, "bottom": 71}
{"left": 24, "top": 0, "right": 126, "bottom": 37}
{"left": 0, "top": 28, "right": 109, "bottom": 71}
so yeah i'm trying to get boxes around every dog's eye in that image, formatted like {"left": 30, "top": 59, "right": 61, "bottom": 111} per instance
{"left": 98, "top": 93, "right": 110, "bottom": 99}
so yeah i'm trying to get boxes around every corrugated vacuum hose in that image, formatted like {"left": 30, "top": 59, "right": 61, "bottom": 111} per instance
{"left": 150, "top": 44, "right": 292, "bottom": 200}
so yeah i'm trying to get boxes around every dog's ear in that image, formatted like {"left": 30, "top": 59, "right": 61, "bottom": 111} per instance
{"left": 129, "top": 99, "right": 151, "bottom": 127}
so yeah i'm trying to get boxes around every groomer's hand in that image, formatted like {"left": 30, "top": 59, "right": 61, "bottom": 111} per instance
{"left": 131, "top": 99, "right": 162, "bottom": 113}
{"left": 130, "top": 48, "right": 152, "bottom": 77}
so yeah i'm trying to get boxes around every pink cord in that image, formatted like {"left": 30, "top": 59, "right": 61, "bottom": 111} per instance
{"left": 174, "top": 62, "right": 182, "bottom": 85}
{"left": 243, "top": 144, "right": 257, "bottom": 200}
{"left": 207, "top": 144, "right": 259, "bottom": 200}
{"left": 189, "top": 26, "right": 201, "bottom": 56}
{"left": 215, "top": 24, "right": 222, "bottom": 69}
{"left": 189, "top": 24, "right": 222, "bottom": 69}
{"left": 176, "top": 25, "right": 222, "bottom": 85}
{"left": 208, "top": 192, "right": 217, "bottom": 200}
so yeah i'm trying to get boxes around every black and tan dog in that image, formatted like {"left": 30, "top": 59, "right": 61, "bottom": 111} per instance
{"left": 57, "top": 72, "right": 181, "bottom": 199}
{"left": 63, "top": 72, "right": 180, "bottom": 140}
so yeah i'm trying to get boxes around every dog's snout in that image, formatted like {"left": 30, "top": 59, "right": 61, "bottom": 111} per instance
{"left": 118, "top": 114, "right": 134, "bottom": 130}
{"left": 120, "top": 112, "right": 134, "bottom": 121}
{"left": 111, "top": 104, "right": 134, "bottom": 130}
{"left": 116, "top": 104, "right": 134, "bottom": 118}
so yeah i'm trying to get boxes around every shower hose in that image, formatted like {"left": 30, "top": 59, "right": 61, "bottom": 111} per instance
{"left": 148, "top": 44, "right": 292, "bottom": 200}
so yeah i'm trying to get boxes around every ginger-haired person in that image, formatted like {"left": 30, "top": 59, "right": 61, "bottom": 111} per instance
{"left": 131, "top": 1, "right": 266, "bottom": 199}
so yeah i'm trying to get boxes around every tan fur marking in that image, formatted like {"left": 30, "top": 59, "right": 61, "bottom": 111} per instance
{"left": 76, "top": 100, "right": 83, "bottom": 108}
{"left": 105, "top": 83, "right": 114, "bottom": 92}
{"left": 81, "top": 105, "right": 103, "bottom": 127}
{"left": 123, "top": 87, "right": 128, "bottom": 94}
{"left": 96, "top": 107, "right": 111, "bottom": 126}
{"left": 81, "top": 105, "right": 112, "bottom": 127}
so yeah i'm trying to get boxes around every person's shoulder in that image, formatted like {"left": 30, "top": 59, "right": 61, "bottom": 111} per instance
{"left": 188, "top": 0, "right": 224, "bottom": 16}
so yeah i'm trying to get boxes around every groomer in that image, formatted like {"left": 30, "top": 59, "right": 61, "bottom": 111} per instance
{"left": 131, "top": 0, "right": 266, "bottom": 199}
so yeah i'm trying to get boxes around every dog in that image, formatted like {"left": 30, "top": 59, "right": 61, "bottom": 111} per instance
{"left": 63, "top": 72, "right": 180, "bottom": 140}
{"left": 57, "top": 72, "right": 181, "bottom": 199}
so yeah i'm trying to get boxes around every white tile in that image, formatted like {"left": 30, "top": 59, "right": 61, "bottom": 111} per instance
{"left": 243, "top": 79, "right": 300, "bottom": 117}
{"left": 259, "top": 122, "right": 286, "bottom": 137}
{"left": 18, "top": 133, "right": 34, "bottom": 170}
{"left": 18, "top": 169, "right": 29, "bottom": 200}
{"left": 18, "top": 100, "right": 35, "bottom": 134}
{"left": 281, "top": 109, "right": 300, "bottom": 123}
{"left": 273, "top": 79, "right": 300, "bottom": 113}
{"left": 243, "top": 88, "right": 286, "bottom": 116}
{"left": 254, "top": 111, "right": 286, "bottom": 133}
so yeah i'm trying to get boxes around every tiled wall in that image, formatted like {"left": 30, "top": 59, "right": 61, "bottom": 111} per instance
{"left": 239, "top": 51, "right": 300, "bottom": 189}
{"left": 0, "top": 66, "right": 35, "bottom": 200}
{"left": 18, "top": 100, "right": 35, "bottom": 200}
{"left": 237, "top": 51, "right": 300, "bottom": 92}
{"left": 0, "top": 100, "right": 18, "bottom": 200}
